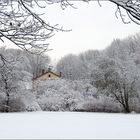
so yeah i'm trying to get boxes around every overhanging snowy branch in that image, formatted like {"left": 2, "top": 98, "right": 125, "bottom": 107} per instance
{"left": 0, "top": 0, "right": 70, "bottom": 54}
{"left": 109, "top": 0, "right": 140, "bottom": 25}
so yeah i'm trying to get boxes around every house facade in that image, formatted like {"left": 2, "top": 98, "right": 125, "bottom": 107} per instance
{"left": 33, "top": 71, "right": 61, "bottom": 81}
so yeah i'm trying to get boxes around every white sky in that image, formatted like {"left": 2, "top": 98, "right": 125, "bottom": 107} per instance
{"left": 0, "top": 1, "right": 140, "bottom": 63}
{"left": 43, "top": 1, "right": 140, "bottom": 63}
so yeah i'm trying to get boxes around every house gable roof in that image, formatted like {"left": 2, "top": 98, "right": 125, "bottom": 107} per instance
{"left": 33, "top": 71, "right": 61, "bottom": 80}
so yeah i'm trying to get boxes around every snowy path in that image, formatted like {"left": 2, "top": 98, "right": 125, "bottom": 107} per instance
{"left": 0, "top": 112, "right": 140, "bottom": 139}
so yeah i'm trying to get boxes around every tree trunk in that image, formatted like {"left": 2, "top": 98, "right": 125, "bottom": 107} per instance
{"left": 124, "top": 106, "right": 130, "bottom": 113}
{"left": 122, "top": 101, "right": 130, "bottom": 113}
{"left": 124, "top": 102, "right": 130, "bottom": 113}
{"left": 5, "top": 93, "right": 10, "bottom": 112}
{"left": 4, "top": 78, "right": 10, "bottom": 112}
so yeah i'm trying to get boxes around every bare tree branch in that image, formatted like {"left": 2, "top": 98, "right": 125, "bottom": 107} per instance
{"left": 109, "top": 0, "right": 140, "bottom": 25}
{"left": 0, "top": 0, "right": 71, "bottom": 54}
{"left": 0, "top": 0, "right": 140, "bottom": 55}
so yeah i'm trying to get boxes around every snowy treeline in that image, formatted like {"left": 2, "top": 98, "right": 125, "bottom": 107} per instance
{"left": 0, "top": 33, "right": 140, "bottom": 113}
{"left": 0, "top": 48, "right": 50, "bottom": 112}
{"left": 56, "top": 34, "right": 140, "bottom": 113}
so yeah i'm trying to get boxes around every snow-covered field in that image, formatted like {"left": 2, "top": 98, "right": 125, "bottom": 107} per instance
{"left": 0, "top": 112, "right": 140, "bottom": 139}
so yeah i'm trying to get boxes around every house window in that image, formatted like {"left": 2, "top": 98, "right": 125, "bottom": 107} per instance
{"left": 48, "top": 74, "right": 51, "bottom": 77}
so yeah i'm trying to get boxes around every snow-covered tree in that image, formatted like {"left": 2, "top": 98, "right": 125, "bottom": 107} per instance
{"left": 91, "top": 56, "right": 140, "bottom": 113}
{"left": 56, "top": 50, "right": 101, "bottom": 80}
{"left": 56, "top": 54, "right": 85, "bottom": 80}
{"left": 21, "top": 51, "right": 50, "bottom": 78}
{"left": 0, "top": 48, "right": 40, "bottom": 112}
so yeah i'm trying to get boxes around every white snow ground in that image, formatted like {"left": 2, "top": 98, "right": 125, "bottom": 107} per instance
{"left": 0, "top": 112, "right": 140, "bottom": 139}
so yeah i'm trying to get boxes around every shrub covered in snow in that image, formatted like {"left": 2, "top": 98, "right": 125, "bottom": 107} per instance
{"left": 77, "top": 96, "right": 122, "bottom": 113}
{"left": 34, "top": 79, "right": 123, "bottom": 113}
{"left": 129, "top": 98, "right": 140, "bottom": 113}
{"left": 35, "top": 79, "right": 85, "bottom": 111}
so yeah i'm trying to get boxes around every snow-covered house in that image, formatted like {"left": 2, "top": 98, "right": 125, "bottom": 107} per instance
{"left": 33, "top": 69, "right": 61, "bottom": 81}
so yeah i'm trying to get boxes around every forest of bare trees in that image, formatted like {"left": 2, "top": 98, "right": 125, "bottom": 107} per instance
{"left": 0, "top": 0, "right": 140, "bottom": 113}
{"left": 56, "top": 34, "right": 140, "bottom": 113}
